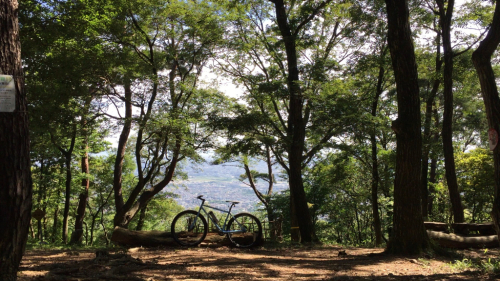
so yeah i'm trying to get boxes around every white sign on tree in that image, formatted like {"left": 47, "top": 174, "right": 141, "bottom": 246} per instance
{"left": 0, "top": 75, "right": 15, "bottom": 112}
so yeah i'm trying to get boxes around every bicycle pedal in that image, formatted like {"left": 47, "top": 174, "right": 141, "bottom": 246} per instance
{"left": 217, "top": 232, "right": 225, "bottom": 236}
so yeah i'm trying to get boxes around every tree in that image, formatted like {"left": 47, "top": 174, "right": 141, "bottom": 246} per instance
{"left": 342, "top": 43, "right": 394, "bottom": 246}
{"left": 70, "top": 96, "right": 93, "bottom": 244}
{"left": 50, "top": 124, "right": 76, "bottom": 243}
{"left": 0, "top": 0, "right": 33, "bottom": 279}
{"left": 437, "top": 0, "right": 465, "bottom": 223}
{"left": 384, "top": 0, "right": 431, "bottom": 254}
{"left": 304, "top": 153, "right": 378, "bottom": 246}
{"left": 215, "top": 148, "right": 278, "bottom": 239}
{"left": 472, "top": 0, "right": 500, "bottom": 238}
{"left": 106, "top": 0, "right": 229, "bottom": 228}
{"left": 268, "top": 0, "right": 335, "bottom": 243}
{"left": 220, "top": 0, "right": 362, "bottom": 243}
{"left": 419, "top": 38, "right": 442, "bottom": 220}
{"left": 21, "top": 0, "right": 114, "bottom": 244}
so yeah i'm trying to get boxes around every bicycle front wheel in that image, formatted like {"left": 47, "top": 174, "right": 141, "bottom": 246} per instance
{"left": 226, "top": 212, "right": 262, "bottom": 248}
{"left": 171, "top": 210, "right": 208, "bottom": 246}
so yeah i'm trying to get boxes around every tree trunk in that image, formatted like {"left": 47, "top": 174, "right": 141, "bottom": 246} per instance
{"left": 36, "top": 159, "right": 45, "bottom": 242}
{"left": 69, "top": 191, "right": 87, "bottom": 245}
{"left": 29, "top": 220, "right": 34, "bottom": 239}
{"left": 370, "top": 133, "right": 383, "bottom": 246}
{"left": 101, "top": 207, "right": 110, "bottom": 246}
{"left": 370, "top": 52, "right": 386, "bottom": 246}
{"left": 428, "top": 106, "right": 441, "bottom": 217}
{"left": 62, "top": 153, "right": 71, "bottom": 244}
{"left": 112, "top": 75, "right": 181, "bottom": 228}
{"left": 52, "top": 206, "right": 59, "bottom": 243}
{"left": 438, "top": 0, "right": 465, "bottom": 223}
{"left": 37, "top": 220, "right": 43, "bottom": 243}
{"left": 472, "top": 0, "right": 500, "bottom": 242}
{"left": 70, "top": 98, "right": 92, "bottom": 245}
{"left": 90, "top": 212, "right": 97, "bottom": 246}
{"left": 243, "top": 146, "right": 277, "bottom": 239}
{"left": 428, "top": 157, "right": 438, "bottom": 216}
{"left": 272, "top": 0, "right": 317, "bottom": 243}
{"left": 113, "top": 79, "right": 132, "bottom": 221}
{"left": 60, "top": 130, "right": 76, "bottom": 244}
{"left": 0, "top": 0, "right": 33, "bottom": 279}
{"left": 114, "top": 139, "right": 180, "bottom": 227}
{"left": 384, "top": 0, "right": 431, "bottom": 254}
{"left": 135, "top": 205, "right": 147, "bottom": 231}
{"left": 421, "top": 33, "right": 442, "bottom": 220}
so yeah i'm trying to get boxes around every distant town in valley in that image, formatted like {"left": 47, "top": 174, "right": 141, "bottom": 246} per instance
{"left": 170, "top": 157, "right": 288, "bottom": 213}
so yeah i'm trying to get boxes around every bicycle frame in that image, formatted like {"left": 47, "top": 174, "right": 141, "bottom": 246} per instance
{"left": 190, "top": 196, "right": 247, "bottom": 234}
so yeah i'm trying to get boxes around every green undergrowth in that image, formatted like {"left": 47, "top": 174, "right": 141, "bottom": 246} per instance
{"left": 449, "top": 250, "right": 500, "bottom": 275}
{"left": 25, "top": 239, "right": 123, "bottom": 253}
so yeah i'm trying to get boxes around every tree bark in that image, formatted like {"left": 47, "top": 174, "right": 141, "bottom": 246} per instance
{"left": 51, "top": 127, "right": 76, "bottom": 244}
{"left": 70, "top": 98, "right": 92, "bottom": 245}
{"left": 243, "top": 146, "right": 279, "bottom": 240}
{"left": 428, "top": 106, "right": 441, "bottom": 217}
{"left": 370, "top": 50, "right": 387, "bottom": 246}
{"left": 36, "top": 159, "right": 45, "bottom": 242}
{"left": 0, "top": 0, "right": 33, "bottom": 279}
{"left": 421, "top": 33, "right": 442, "bottom": 220}
{"left": 111, "top": 227, "right": 234, "bottom": 247}
{"left": 437, "top": 0, "right": 465, "bottom": 223}
{"left": 113, "top": 79, "right": 132, "bottom": 218}
{"left": 272, "top": 0, "right": 317, "bottom": 243}
{"left": 428, "top": 156, "right": 438, "bottom": 216}
{"left": 427, "top": 230, "right": 499, "bottom": 249}
{"left": 472, "top": 0, "right": 500, "bottom": 242}
{"left": 384, "top": 0, "right": 431, "bottom": 254}
{"left": 52, "top": 205, "right": 59, "bottom": 243}
{"left": 114, "top": 138, "right": 181, "bottom": 227}
{"left": 135, "top": 205, "right": 147, "bottom": 231}
{"left": 112, "top": 61, "right": 181, "bottom": 228}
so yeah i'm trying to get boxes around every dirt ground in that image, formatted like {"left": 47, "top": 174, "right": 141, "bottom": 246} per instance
{"left": 18, "top": 245, "right": 500, "bottom": 280}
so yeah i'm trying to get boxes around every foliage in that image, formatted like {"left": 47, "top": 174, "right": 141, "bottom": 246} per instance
{"left": 304, "top": 154, "right": 392, "bottom": 246}
{"left": 449, "top": 255, "right": 500, "bottom": 275}
{"left": 456, "top": 148, "right": 495, "bottom": 223}
{"left": 18, "top": 0, "right": 500, "bottom": 252}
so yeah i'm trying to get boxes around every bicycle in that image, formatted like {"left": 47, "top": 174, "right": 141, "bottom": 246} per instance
{"left": 171, "top": 195, "right": 262, "bottom": 248}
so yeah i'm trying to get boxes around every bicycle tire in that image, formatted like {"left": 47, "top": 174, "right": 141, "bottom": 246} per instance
{"left": 171, "top": 210, "right": 208, "bottom": 246}
{"left": 226, "top": 212, "right": 262, "bottom": 248}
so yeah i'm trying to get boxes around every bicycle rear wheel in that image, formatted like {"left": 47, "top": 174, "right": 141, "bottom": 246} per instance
{"left": 226, "top": 212, "right": 262, "bottom": 248}
{"left": 171, "top": 210, "right": 208, "bottom": 246}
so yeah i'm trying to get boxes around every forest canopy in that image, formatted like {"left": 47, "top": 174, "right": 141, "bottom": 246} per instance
{"left": 15, "top": 0, "right": 500, "bottom": 254}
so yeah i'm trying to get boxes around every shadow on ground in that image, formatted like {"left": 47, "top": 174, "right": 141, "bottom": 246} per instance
{"left": 18, "top": 246, "right": 498, "bottom": 280}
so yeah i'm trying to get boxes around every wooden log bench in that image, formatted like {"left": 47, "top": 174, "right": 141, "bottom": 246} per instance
{"left": 424, "top": 221, "right": 449, "bottom": 233}
{"left": 451, "top": 223, "right": 496, "bottom": 235}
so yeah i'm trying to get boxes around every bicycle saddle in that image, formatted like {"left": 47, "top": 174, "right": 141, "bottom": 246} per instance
{"left": 226, "top": 200, "right": 240, "bottom": 204}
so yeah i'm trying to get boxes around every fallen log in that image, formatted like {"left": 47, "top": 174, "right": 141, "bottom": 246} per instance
{"left": 427, "top": 230, "right": 499, "bottom": 249}
{"left": 110, "top": 227, "right": 231, "bottom": 247}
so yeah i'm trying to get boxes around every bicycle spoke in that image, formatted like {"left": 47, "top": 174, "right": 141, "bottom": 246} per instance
{"left": 227, "top": 213, "right": 262, "bottom": 248}
{"left": 171, "top": 210, "right": 208, "bottom": 246}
